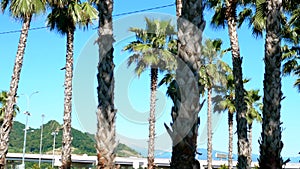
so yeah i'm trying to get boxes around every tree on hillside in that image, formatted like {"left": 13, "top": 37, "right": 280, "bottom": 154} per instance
{"left": 123, "top": 18, "right": 176, "bottom": 169}
{"left": 199, "top": 39, "right": 231, "bottom": 169}
{"left": 0, "top": 0, "right": 45, "bottom": 166}
{"left": 46, "top": 1, "right": 97, "bottom": 168}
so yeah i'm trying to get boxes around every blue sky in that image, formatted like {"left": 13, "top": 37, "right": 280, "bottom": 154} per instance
{"left": 0, "top": 0, "right": 299, "bottom": 158}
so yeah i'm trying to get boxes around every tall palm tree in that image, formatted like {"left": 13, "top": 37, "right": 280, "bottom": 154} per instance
{"left": 244, "top": 89, "right": 262, "bottom": 166}
{"left": 90, "top": 0, "right": 116, "bottom": 168}
{"left": 238, "top": 0, "right": 299, "bottom": 63}
{"left": 163, "top": 0, "right": 206, "bottom": 168}
{"left": 213, "top": 74, "right": 235, "bottom": 169}
{"left": 206, "top": 0, "right": 249, "bottom": 167}
{"left": 0, "top": 0, "right": 45, "bottom": 166}
{"left": 199, "top": 39, "right": 230, "bottom": 169}
{"left": 258, "top": 0, "right": 284, "bottom": 168}
{"left": 124, "top": 18, "right": 176, "bottom": 169}
{"left": 47, "top": 1, "right": 97, "bottom": 168}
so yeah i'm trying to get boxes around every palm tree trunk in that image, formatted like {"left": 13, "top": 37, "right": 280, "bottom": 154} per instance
{"left": 61, "top": 29, "right": 74, "bottom": 169}
{"left": 207, "top": 88, "right": 212, "bottom": 169}
{"left": 148, "top": 68, "right": 158, "bottom": 169}
{"left": 259, "top": 0, "right": 283, "bottom": 168}
{"left": 166, "top": 1, "right": 205, "bottom": 168}
{"left": 225, "top": 1, "right": 248, "bottom": 168}
{"left": 228, "top": 112, "right": 233, "bottom": 169}
{"left": 176, "top": 0, "right": 182, "bottom": 17}
{"left": 248, "top": 123, "right": 252, "bottom": 167}
{"left": 0, "top": 15, "right": 32, "bottom": 168}
{"left": 95, "top": 0, "right": 117, "bottom": 168}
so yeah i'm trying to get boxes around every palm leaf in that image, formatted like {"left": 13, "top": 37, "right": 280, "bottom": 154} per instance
{"left": 237, "top": 8, "right": 252, "bottom": 28}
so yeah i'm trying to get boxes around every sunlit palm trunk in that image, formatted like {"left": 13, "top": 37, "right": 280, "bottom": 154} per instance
{"left": 207, "top": 88, "right": 212, "bottom": 169}
{"left": 95, "top": 0, "right": 117, "bottom": 168}
{"left": 167, "top": 0, "right": 205, "bottom": 168}
{"left": 148, "top": 68, "right": 158, "bottom": 169}
{"left": 0, "top": 15, "right": 32, "bottom": 168}
{"left": 61, "top": 29, "right": 74, "bottom": 169}
{"left": 228, "top": 112, "right": 233, "bottom": 169}
{"left": 247, "top": 123, "right": 252, "bottom": 167}
{"left": 225, "top": 0, "right": 248, "bottom": 168}
{"left": 259, "top": 0, "right": 283, "bottom": 168}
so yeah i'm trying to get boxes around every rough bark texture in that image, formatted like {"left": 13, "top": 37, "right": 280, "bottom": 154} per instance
{"left": 207, "top": 88, "right": 212, "bottom": 169}
{"left": 60, "top": 30, "right": 74, "bottom": 169}
{"left": 176, "top": 0, "right": 182, "bottom": 17}
{"left": 248, "top": 124, "right": 252, "bottom": 167}
{"left": 95, "top": 0, "right": 117, "bottom": 168}
{"left": 259, "top": 0, "right": 283, "bottom": 168}
{"left": 0, "top": 15, "right": 32, "bottom": 168}
{"left": 228, "top": 112, "right": 233, "bottom": 169}
{"left": 225, "top": 0, "right": 248, "bottom": 168}
{"left": 148, "top": 68, "right": 158, "bottom": 169}
{"left": 165, "top": 0, "right": 206, "bottom": 168}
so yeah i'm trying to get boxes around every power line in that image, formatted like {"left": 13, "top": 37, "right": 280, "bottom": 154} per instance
{"left": 113, "top": 3, "right": 174, "bottom": 17}
{"left": 0, "top": 26, "right": 49, "bottom": 35}
{"left": 0, "top": 3, "right": 175, "bottom": 35}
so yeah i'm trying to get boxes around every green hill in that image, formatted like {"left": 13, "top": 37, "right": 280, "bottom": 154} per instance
{"left": 9, "top": 120, "right": 141, "bottom": 157}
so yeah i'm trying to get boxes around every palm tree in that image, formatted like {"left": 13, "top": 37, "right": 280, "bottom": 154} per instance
{"left": 0, "top": 91, "right": 19, "bottom": 125}
{"left": 163, "top": 0, "right": 206, "bottom": 168}
{"left": 199, "top": 39, "right": 230, "bottom": 169}
{"left": 90, "top": 0, "right": 116, "bottom": 168}
{"left": 0, "top": 0, "right": 45, "bottom": 166}
{"left": 213, "top": 74, "right": 235, "bottom": 169}
{"left": 124, "top": 18, "right": 176, "bottom": 169}
{"left": 244, "top": 89, "right": 262, "bottom": 166}
{"left": 281, "top": 6, "right": 300, "bottom": 93}
{"left": 206, "top": 0, "right": 249, "bottom": 167}
{"left": 258, "top": 0, "right": 284, "bottom": 168}
{"left": 47, "top": 1, "right": 97, "bottom": 168}
{"left": 282, "top": 46, "right": 300, "bottom": 92}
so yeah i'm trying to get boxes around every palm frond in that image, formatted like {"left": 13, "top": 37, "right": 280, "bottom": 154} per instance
{"left": 1, "top": 0, "right": 9, "bottom": 12}
{"left": 294, "top": 78, "right": 300, "bottom": 92}
{"left": 251, "top": 0, "right": 266, "bottom": 37}
{"left": 237, "top": 8, "right": 252, "bottom": 28}
{"left": 210, "top": 5, "right": 226, "bottom": 29}
{"left": 158, "top": 73, "right": 175, "bottom": 87}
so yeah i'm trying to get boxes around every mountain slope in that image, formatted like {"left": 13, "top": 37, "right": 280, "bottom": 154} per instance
{"left": 9, "top": 120, "right": 141, "bottom": 157}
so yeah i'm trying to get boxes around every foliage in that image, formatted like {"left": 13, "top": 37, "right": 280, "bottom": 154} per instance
{"left": 123, "top": 17, "right": 177, "bottom": 76}
{"left": 46, "top": 0, "right": 98, "bottom": 35}
{"left": 218, "top": 164, "right": 229, "bottom": 169}
{"left": 245, "top": 89, "right": 262, "bottom": 125}
{"left": 282, "top": 46, "right": 300, "bottom": 92}
{"left": 199, "top": 38, "right": 231, "bottom": 91}
{"left": 0, "top": 91, "right": 19, "bottom": 123}
{"left": 8, "top": 120, "right": 140, "bottom": 157}
{"left": 0, "top": 0, "right": 45, "bottom": 19}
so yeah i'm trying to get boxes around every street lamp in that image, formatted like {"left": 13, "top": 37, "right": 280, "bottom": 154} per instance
{"left": 51, "top": 130, "right": 59, "bottom": 168}
{"left": 21, "top": 91, "right": 39, "bottom": 168}
{"left": 38, "top": 114, "right": 45, "bottom": 167}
